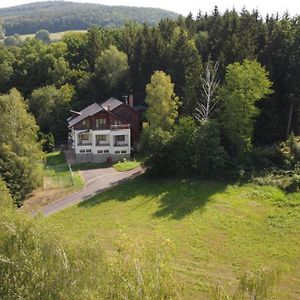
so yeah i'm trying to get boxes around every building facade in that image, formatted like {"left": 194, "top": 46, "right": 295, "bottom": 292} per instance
{"left": 68, "top": 97, "right": 141, "bottom": 163}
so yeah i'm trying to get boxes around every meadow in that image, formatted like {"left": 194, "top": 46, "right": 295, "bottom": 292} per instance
{"left": 47, "top": 175, "right": 300, "bottom": 299}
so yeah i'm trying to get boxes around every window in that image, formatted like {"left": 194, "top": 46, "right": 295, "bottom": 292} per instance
{"left": 104, "top": 150, "right": 109, "bottom": 153}
{"left": 96, "top": 135, "right": 107, "bottom": 142}
{"left": 82, "top": 120, "right": 86, "bottom": 125}
{"left": 86, "top": 149, "right": 92, "bottom": 153}
{"left": 79, "top": 150, "right": 85, "bottom": 153}
{"left": 121, "top": 150, "right": 127, "bottom": 154}
{"left": 96, "top": 118, "right": 107, "bottom": 128}
{"left": 114, "top": 119, "right": 122, "bottom": 125}
{"left": 80, "top": 133, "right": 90, "bottom": 140}
{"left": 115, "top": 151, "right": 120, "bottom": 154}
{"left": 115, "top": 135, "right": 125, "bottom": 142}
{"left": 97, "top": 150, "right": 103, "bottom": 154}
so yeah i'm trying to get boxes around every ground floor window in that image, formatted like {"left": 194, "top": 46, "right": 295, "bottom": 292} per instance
{"left": 121, "top": 150, "right": 127, "bottom": 154}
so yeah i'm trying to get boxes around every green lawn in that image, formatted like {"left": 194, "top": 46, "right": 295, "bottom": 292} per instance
{"left": 44, "top": 152, "right": 83, "bottom": 189}
{"left": 46, "top": 176, "right": 300, "bottom": 299}
{"left": 113, "top": 159, "right": 140, "bottom": 172}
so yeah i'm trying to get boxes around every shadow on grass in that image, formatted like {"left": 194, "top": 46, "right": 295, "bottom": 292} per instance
{"left": 78, "top": 175, "right": 227, "bottom": 220}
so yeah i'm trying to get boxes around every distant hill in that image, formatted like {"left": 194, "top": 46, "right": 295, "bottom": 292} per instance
{"left": 0, "top": 1, "right": 179, "bottom": 35}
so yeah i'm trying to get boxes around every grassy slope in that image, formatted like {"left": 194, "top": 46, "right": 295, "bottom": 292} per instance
{"left": 47, "top": 177, "right": 300, "bottom": 299}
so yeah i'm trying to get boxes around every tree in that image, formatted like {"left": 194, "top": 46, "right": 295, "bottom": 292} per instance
{"left": 29, "top": 84, "right": 74, "bottom": 140}
{"left": 35, "top": 29, "right": 50, "bottom": 43}
{"left": 220, "top": 60, "right": 272, "bottom": 158}
{"left": 0, "top": 89, "right": 43, "bottom": 205}
{"left": 0, "top": 23, "right": 5, "bottom": 40}
{"left": 145, "top": 71, "right": 179, "bottom": 130}
{"left": 194, "top": 61, "right": 220, "bottom": 121}
{"left": 94, "top": 45, "right": 129, "bottom": 98}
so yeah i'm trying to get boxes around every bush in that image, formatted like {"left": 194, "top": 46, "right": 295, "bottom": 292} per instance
{"left": 142, "top": 118, "right": 228, "bottom": 178}
{"left": 0, "top": 144, "right": 43, "bottom": 206}
{"left": 192, "top": 120, "right": 228, "bottom": 177}
{"left": 253, "top": 169, "right": 300, "bottom": 193}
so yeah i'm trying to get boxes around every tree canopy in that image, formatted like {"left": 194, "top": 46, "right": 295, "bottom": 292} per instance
{"left": 145, "top": 71, "right": 179, "bottom": 131}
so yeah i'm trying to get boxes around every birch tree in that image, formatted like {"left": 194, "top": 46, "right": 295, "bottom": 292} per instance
{"left": 194, "top": 61, "right": 220, "bottom": 121}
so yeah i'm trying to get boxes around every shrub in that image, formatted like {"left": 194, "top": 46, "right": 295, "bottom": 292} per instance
{"left": 142, "top": 118, "right": 228, "bottom": 178}
{"left": 192, "top": 120, "right": 228, "bottom": 177}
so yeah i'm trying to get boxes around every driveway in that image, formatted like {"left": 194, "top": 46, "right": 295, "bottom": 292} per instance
{"left": 37, "top": 166, "right": 143, "bottom": 217}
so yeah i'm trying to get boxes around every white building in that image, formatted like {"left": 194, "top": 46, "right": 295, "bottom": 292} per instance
{"left": 68, "top": 97, "right": 141, "bottom": 163}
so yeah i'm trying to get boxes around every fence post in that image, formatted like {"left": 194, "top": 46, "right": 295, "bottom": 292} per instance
{"left": 68, "top": 163, "right": 74, "bottom": 186}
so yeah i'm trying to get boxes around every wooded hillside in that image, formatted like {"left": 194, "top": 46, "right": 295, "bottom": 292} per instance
{"left": 0, "top": 1, "right": 179, "bottom": 35}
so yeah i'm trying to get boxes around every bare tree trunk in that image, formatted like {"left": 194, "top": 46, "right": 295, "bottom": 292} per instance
{"left": 194, "top": 61, "right": 220, "bottom": 122}
{"left": 286, "top": 102, "right": 293, "bottom": 139}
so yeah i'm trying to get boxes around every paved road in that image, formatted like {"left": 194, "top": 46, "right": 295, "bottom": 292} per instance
{"left": 37, "top": 167, "right": 143, "bottom": 217}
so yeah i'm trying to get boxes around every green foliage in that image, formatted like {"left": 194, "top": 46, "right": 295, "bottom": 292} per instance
{"left": 0, "top": 89, "right": 43, "bottom": 205}
{"left": 3, "top": 34, "right": 22, "bottom": 46}
{"left": 142, "top": 117, "right": 227, "bottom": 177}
{"left": 29, "top": 84, "right": 74, "bottom": 140}
{"left": 94, "top": 45, "right": 129, "bottom": 98}
{"left": 193, "top": 120, "right": 228, "bottom": 176}
{"left": 0, "top": 1, "right": 178, "bottom": 35}
{"left": 39, "top": 132, "right": 55, "bottom": 153}
{"left": 35, "top": 29, "right": 50, "bottom": 43}
{"left": 280, "top": 134, "right": 300, "bottom": 168}
{"left": 0, "top": 177, "right": 14, "bottom": 210}
{"left": 220, "top": 60, "right": 272, "bottom": 159}
{"left": 145, "top": 71, "right": 179, "bottom": 131}
{"left": 113, "top": 159, "right": 140, "bottom": 172}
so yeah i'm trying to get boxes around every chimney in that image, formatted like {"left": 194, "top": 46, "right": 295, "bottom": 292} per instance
{"left": 107, "top": 104, "right": 110, "bottom": 111}
{"left": 129, "top": 94, "right": 134, "bottom": 108}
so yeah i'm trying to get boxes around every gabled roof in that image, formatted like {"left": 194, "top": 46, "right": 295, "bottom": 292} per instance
{"left": 101, "top": 97, "right": 123, "bottom": 111}
{"left": 68, "top": 103, "right": 102, "bottom": 127}
{"left": 68, "top": 98, "right": 125, "bottom": 128}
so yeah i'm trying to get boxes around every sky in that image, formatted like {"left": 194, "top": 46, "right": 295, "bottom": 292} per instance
{"left": 0, "top": 0, "right": 299, "bottom": 17}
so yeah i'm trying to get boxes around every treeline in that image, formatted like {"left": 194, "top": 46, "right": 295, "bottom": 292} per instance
{"left": 1, "top": 7, "right": 300, "bottom": 203}
{"left": 0, "top": 1, "right": 178, "bottom": 35}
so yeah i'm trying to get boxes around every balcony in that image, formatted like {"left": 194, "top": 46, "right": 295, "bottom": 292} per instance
{"left": 114, "top": 143, "right": 129, "bottom": 147}
{"left": 77, "top": 142, "right": 92, "bottom": 146}
{"left": 110, "top": 124, "right": 130, "bottom": 130}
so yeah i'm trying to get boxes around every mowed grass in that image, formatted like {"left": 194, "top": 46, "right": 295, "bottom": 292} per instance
{"left": 46, "top": 176, "right": 300, "bottom": 299}
{"left": 113, "top": 159, "right": 140, "bottom": 171}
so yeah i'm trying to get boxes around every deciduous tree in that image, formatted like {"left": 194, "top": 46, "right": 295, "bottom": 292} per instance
{"left": 145, "top": 71, "right": 179, "bottom": 130}
{"left": 220, "top": 60, "right": 272, "bottom": 158}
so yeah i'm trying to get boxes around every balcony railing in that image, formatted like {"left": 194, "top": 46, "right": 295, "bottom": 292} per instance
{"left": 110, "top": 124, "right": 130, "bottom": 130}
{"left": 96, "top": 142, "right": 110, "bottom": 146}
{"left": 114, "top": 143, "right": 129, "bottom": 147}
{"left": 77, "top": 142, "right": 92, "bottom": 146}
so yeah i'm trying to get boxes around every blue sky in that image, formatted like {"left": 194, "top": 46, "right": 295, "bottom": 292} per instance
{"left": 0, "top": 0, "right": 299, "bottom": 16}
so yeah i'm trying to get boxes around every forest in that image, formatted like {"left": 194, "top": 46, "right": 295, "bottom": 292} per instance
{"left": 0, "top": 1, "right": 178, "bottom": 35}
{"left": 1, "top": 7, "right": 300, "bottom": 299}
{"left": 1, "top": 7, "right": 300, "bottom": 205}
